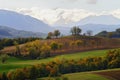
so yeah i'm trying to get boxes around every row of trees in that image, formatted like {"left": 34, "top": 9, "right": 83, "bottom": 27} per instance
{"left": 0, "top": 49, "right": 119, "bottom": 80}
{"left": 0, "top": 37, "right": 41, "bottom": 50}
{"left": 70, "top": 26, "right": 93, "bottom": 36}
{"left": 47, "top": 26, "right": 82, "bottom": 39}
{"left": 47, "top": 26, "right": 93, "bottom": 39}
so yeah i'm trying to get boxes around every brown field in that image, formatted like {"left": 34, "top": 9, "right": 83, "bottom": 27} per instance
{"left": 1, "top": 36, "right": 120, "bottom": 56}
{"left": 96, "top": 70, "right": 120, "bottom": 80}
{"left": 0, "top": 36, "right": 120, "bottom": 56}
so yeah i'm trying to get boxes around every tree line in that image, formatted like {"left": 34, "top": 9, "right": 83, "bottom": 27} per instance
{"left": 0, "top": 37, "right": 41, "bottom": 50}
{"left": 0, "top": 49, "right": 119, "bottom": 80}
{"left": 47, "top": 26, "right": 93, "bottom": 39}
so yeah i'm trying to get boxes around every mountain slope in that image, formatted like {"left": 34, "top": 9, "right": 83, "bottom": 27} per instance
{"left": 53, "top": 15, "right": 120, "bottom": 27}
{"left": 77, "top": 15, "right": 120, "bottom": 25}
{"left": 0, "top": 10, "right": 53, "bottom": 33}
{"left": 1, "top": 9, "right": 120, "bottom": 35}
{"left": 79, "top": 24, "right": 120, "bottom": 35}
{"left": 0, "top": 26, "right": 46, "bottom": 38}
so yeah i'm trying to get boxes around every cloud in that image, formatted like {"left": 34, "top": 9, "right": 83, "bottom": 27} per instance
{"left": 66, "top": 0, "right": 79, "bottom": 2}
{"left": 15, "top": 8, "right": 96, "bottom": 25}
{"left": 87, "top": 0, "right": 98, "bottom": 4}
{"left": 61, "top": 0, "right": 79, "bottom": 4}
{"left": 110, "top": 9, "right": 120, "bottom": 18}
{"left": 6, "top": 8, "right": 120, "bottom": 26}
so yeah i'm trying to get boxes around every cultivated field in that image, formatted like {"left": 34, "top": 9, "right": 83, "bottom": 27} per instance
{"left": 38, "top": 68, "right": 120, "bottom": 80}
{"left": 96, "top": 69, "right": 120, "bottom": 80}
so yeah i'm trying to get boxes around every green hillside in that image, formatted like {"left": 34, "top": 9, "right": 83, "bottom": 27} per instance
{"left": 96, "top": 28, "right": 120, "bottom": 38}
{"left": 0, "top": 49, "right": 109, "bottom": 73}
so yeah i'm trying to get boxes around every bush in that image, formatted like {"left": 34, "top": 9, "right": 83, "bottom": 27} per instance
{"left": 41, "top": 43, "right": 51, "bottom": 58}
{"left": 50, "top": 42, "right": 59, "bottom": 52}
{"left": 0, "top": 54, "right": 9, "bottom": 64}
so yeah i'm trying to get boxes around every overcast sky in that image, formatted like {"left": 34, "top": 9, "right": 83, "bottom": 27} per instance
{"left": 0, "top": 0, "right": 120, "bottom": 11}
{"left": 0, "top": 0, "right": 120, "bottom": 25}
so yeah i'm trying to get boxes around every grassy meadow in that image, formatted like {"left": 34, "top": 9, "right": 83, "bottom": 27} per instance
{"left": 0, "top": 49, "right": 109, "bottom": 73}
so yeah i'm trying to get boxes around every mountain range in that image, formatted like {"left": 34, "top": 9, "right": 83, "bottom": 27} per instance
{"left": 53, "top": 15, "right": 120, "bottom": 27}
{"left": 0, "top": 10, "right": 53, "bottom": 33}
{"left": 80, "top": 24, "right": 120, "bottom": 34}
{"left": 0, "top": 26, "right": 46, "bottom": 38}
{"left": 76, "top": 15, "right": 120, "bottom": 25}
{"left": 54, "top": 15, "right": 120, "bottom": 34}
{"left": 0, "top": 9, "right": 120, "bottom": 37}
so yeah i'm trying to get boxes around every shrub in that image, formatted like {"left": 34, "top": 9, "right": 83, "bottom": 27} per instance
{"left": 0, "top": 54, "right": 9, "bottom": 64}
{"left": 41, "top": 43, "right": 51, "bottom": 58}
{"left": 50, "top": 42, "right": 59, "bottom": 52}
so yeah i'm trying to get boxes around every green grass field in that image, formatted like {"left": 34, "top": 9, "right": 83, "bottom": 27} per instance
{"left": 38, "top": 68, "right": 120, "bottom": 80}
{"left": 39, "top": 73, "right": 109, "bottom": 80}
{"left": 0, "top": 49, "right": 109, "bottom": 73}
{"left": 62, "top": 68, "right": 120, "bottom": 80}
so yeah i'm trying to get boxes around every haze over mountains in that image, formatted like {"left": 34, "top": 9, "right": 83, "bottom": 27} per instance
{"left": 0, "top": 9, "right": 120, "bottom": 37}
{"left": 0, "top": 26, "right": 46, "bottom": 38}
{"left": 0, "top": 10, "right": 53, "bottom": 33}
{"left": 77, "top": 15, "right": 120, "bottom": 25}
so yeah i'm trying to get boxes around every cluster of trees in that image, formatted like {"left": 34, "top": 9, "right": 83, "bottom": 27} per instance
{"left": 47, "top": 26, "right": 92, "bottom": 37}
{"left": 96, "top": 28, "right": 120, "bottom": 38}
{"left": 70, "top": 26, "right": 82, "bottom": 36}
{"left": 19, "top": 40, "right": 64, "bottom": 59}
{"left": 0, "top": 37, "right": 41, "bottom": 50}
{"left": 0, "top": 49, "right": 119, "bottom": 80}
{"left": 71, "top": 26, "right": 93, "bottom": 36}
{"left": 47, "top": 26, "right": 90, "bottom": 39}
{"left": 13, "top": 39, "right": 86, "bottom": 59}
{"left": 47, "top": 30, "right": 61, "bottom": 39}
{"left": 21, "top": 40, "right": 50, "bottom": 59}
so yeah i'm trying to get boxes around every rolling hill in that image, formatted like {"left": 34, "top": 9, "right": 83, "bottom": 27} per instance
{"left": 95, "top": 28, "right": 120, "bottom": 38}
{"left": 0, "top": 26, "right": 46, "bottom": 38}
